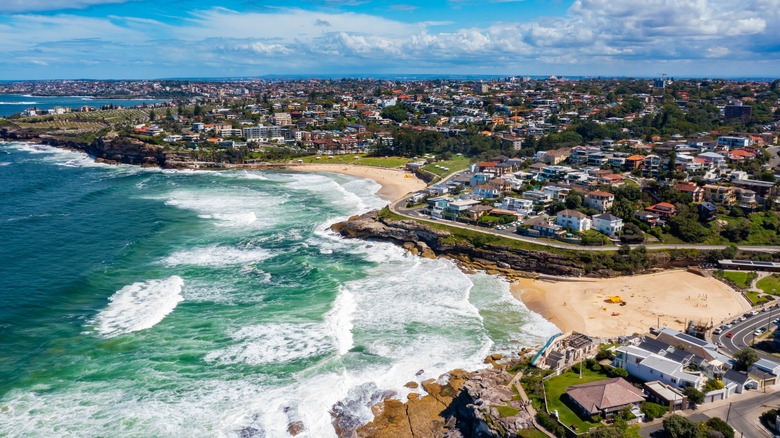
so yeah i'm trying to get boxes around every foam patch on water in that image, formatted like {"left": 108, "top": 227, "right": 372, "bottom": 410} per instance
{"left": 160, "top": 187, "right": 287, "bottom": 229}
{"left": 205, "top": 323, "right": 336, "bottom": 365}
{"left": 91, "top": 276, "right": 184, "bottom": 338}
{"left": 162, "top": 245, "right": 273, "bottom": 267}
{"left": 325, "top": 286, "right": 356, "bottom": 355}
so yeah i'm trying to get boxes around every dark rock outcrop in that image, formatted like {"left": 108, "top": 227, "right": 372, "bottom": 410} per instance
{"left": 331, "top": 211, "right": 586, "bottom": 277}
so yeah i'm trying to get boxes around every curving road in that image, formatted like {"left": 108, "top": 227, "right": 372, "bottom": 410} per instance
{"left": 390, "top": 195, "right": 780, "bottom": 253}
{"left": 713, "top": 305, "right": 780, "bottom": 361}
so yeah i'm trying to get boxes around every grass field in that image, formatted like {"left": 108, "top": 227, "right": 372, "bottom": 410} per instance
{"left": 297, "top": 154, "right": 411, "bottom": 168}
{"left": 757, "top": 274, "right": 780, "bottom": 296}
{"left": 543, "top": 367, "right": 609, "bottom": 432}
{"left": 717, "top": 271, "right": 751, "bottom": 287}
{"left": 423, "top": 156, "right": 471, "bottom": 176}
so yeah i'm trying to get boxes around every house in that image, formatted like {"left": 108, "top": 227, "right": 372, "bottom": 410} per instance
{"left": 703, "top": 185, "right": 735, "bottom": 206}
{"left": 566, "top": 378, "right": 645, "bottom": 420}
{"left": 536, "top": 332, "right": 596, "bottom": 370}
{"left": 634, "top": 210, "right": 662, "bottom": 226}
{"left": 751, "top": 359, "right": 780, "bottom": 377}
{"left": 540, "top": 148, "right": 571, "bottom": 165}
{"left": 613, "top": 344, "right": 706, "bottom": 390}
{"left": 521, "top": 190, "right": 553, "bottom": 206}
{"left": 674, "top": 183, "right": 704, "bottom": 203}
{"left": 522, "top": 216, "right": 563, "bottom": 237}
{"left": 645, "top": 202, "right": 677, "bottom": 219}
{"left": 723, "top": 369, "right": 758, "bottom": 394}
{"left": 593, "top": 213, "right": 624, "bottom": 236}
{"left": 643, "top": 381, "right": 687, "bottom": 411}
{"left": 585, "top": 190, "right": 615, "bottom": 213}
{"left": 699, "top": 202, "right": 718, "bottom": 222}
{"left": 446, "top": 199, "right": 482, "bottom": 214}
{"left": 556, "top": 209, "right": 592, "bottom": 232}
{"left": 598, "top": 173, "right": 625, "bottom": 186}
{"left": 698, "top": 152, "right": 727, "bottom": 166}
{"left": 473, "top": 185, "right": 501, "bottom": 199}
{"left": 624, "top": 155, "right": 645, "bottom": 171}
{"left": 728, "top": 149, "right": 756, "bottom": 161}
{"left": 499, "top": 197, "right": 534, "bottom": 215}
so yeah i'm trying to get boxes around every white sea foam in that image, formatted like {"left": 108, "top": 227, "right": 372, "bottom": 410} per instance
{"left": 0, "top": 162, "right": 11, "bottom": 166}
{"left": 205, "top": 323, "right": 335, "bottom": 365}
{"left": 91, "top": 276, "right": 184, "bottom": 338}
{"left": 160, "top": 187, "right": 286, "bottom": 229}
{"left": 0, "top": 101, "right": 37, "bottom": 105}
{"left": 325, "top": 286, "right": 356, "bottom": 355}
{"left": 162, "top": 245, "right": 273, "bottom": 267}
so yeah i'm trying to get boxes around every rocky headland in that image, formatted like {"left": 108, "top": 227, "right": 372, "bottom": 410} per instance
{"left": 330, "top": 210, "right": 704, "bottom": 279}
{"left": 331, "top": 362, "right": 537, "bottom": 438}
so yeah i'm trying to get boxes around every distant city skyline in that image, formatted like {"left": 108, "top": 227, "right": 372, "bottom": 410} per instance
{"left": 0, "top": 0, "right": 778, "bottom": 80}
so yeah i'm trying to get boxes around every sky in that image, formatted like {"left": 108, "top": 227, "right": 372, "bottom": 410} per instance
{"left": 0, "top": 0, "right": 778, "bottom": 80}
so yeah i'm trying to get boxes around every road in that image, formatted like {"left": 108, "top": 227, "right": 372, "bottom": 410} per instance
{"left": 767, "top": 146, "right": 780, "bottom": 171}
{"left": 640, "top": 387, "right": 780, "bottom": 437}
{"left": 713, "top": 305, "right": 780, "bottom": 362}
{"left": 391, "top": 195, "right": 780, "bottom": 253}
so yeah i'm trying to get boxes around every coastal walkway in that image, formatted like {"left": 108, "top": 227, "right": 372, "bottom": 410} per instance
{"left": 508, "top": 372, "right": 557, "bottom": 438}
{"left": 388, "top": 191, "right": 780, "bottom": 254}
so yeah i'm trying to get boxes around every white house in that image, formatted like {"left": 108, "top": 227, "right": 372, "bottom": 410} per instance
{"left": 556, "top": 209, "right": 592, "bottom": 232}
{"left": 499, "top": 197, "right": 534, "bottom": 215}
{"left": 614, "top": 345, "right": 706, "bottom": 390}
{"left": 585, "top": 191, "right": 615, "bottom": 213}
{"left": 593, "top": 213, "right": 624, "bottom": 236}
{"left": 473, "top": 185, "right": 501, "bottom": 199}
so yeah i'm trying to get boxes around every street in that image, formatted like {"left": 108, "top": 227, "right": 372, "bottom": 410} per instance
{"left": 714, "top": 306, "right": 780, "bottom": 362}
{"left": 640, "top": 388, "right": 780, "bottom": 437}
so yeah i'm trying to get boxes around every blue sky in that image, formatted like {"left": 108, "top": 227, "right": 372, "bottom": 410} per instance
{"left": 0, "top": 0, "right": 777, "bottom": 79}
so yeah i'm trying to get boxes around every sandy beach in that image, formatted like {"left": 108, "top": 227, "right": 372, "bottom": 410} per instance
{"left": 286, "top": 163, "right": 427, "bottom": 202}
{"left": 512, "top": 271, "right": 752, "bottom": 338}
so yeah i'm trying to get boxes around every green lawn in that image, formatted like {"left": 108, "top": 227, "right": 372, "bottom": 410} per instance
{"left": 543, "top": 367, "right": 609, "bottom": 432}
{"left": 757, "top": 274, "right": 780, "bottom": 295}
{"left": 717, "top": 271, "right": 751, "bottom": 287}
{"left": 745, "top": 291, "right": 771, "bottom": 306}
{"left": 518, "top": 429, "right": 550, "bottom": 438}
{"left": 297, "top": 154, "right": 411, "bottom": 168}
{"left": 423, "top": 156, "right": 471, "bottom": 176}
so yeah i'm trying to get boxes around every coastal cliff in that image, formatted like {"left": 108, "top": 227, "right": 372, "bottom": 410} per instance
{"left": 332, "top": 367, "right": 535, "bottom": 438}
{"left": 331, "top": 210, "right": 589, "bottom": 277}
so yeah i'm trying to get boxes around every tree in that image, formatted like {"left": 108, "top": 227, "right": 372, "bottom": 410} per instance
{"left": 734, "top": 348, "right": 759, "bottom": 371}
{"left": 565, "top": 191, "right": 583, "bottom": 209}
{"left": 640, "top": 401, "right": 668, "bottom": 420}
{"left": 149, "top": 109, "right": 156, "bottom": 121}
{"left": 669, "top": 212, "right": 711, "bottom": 243}
{"left": 663, "top": 414, "right": 700, "bottom": 438}
{"left": 704, "top": 417, "right": 734, "bottom": 438}
{"left": 683, "top": 386, "right": 704, "bottom": 405}
{"left": 380, "top": 105, "right": 409, "bottom": 123}
{"left": 611, "top": 197, "right": 634, "bottom": 220}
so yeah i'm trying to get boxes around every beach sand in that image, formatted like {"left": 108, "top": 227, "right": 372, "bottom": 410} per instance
{"left": 287, "top": 163, "right": 427, "bottom": 202}
{"left": 511, "top": 271, "right": 751, "bottom": 338}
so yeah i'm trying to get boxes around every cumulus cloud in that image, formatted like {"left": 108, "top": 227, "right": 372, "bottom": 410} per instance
{"left": 0, "top": 0, "right": 778, "bottom": 78}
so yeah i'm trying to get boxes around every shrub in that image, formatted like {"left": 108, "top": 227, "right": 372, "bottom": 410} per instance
{"left": 640, "top": 401, "right": 668, "bottom": 420}
{"left": 683, "top": 387, "right": 704, "bottom": 405}
{"left": 537, "top": 411, "right": 566, "bottom": 438}
{"left": 703, "top": 379, "right": 724, "bottom": 393}
{"left": 705, "top": 417, "right": 734, "bottom": 438}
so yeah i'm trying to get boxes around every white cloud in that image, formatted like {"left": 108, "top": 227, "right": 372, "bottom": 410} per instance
{"left": 0, "top": 0, "right": 130, "bottom": 13}
{"left": 0, "top": 0, "right": 778, "bottom": 78}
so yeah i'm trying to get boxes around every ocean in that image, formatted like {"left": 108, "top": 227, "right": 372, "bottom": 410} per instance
{"left": 0, "top": 142, "right": 557, "bottom": 437}
{"left": 0, "top": 95, "right": 167, "bottom": 117}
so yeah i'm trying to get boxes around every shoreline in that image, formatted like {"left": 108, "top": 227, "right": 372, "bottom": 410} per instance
{"left": 285, "top": 162, "right": 427, "bottom": 202}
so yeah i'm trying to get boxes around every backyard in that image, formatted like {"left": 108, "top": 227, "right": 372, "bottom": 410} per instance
{"left": 542, "top": 366, "right": 609, "bottom": 432}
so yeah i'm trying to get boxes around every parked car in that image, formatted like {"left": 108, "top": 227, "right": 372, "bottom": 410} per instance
{"left": 713, "top": 328, "right": 722, "bottom": 335}
{"left": 726, "top": 333, "right": 734, "bottom": 338}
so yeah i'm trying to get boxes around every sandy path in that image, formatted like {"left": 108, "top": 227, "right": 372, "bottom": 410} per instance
{"left": 511, "top": 270, "right": 751, "bottom": 338}
{"left": 287, "top": 163, "right": 427, "bottom": 202}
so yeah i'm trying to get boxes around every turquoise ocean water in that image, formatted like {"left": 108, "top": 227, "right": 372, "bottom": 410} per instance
{"left": 0, "top": 95, "right": 167, "bottom": 117}
{"left": 0, "top": 142, "right": 557, "bottom": 437}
